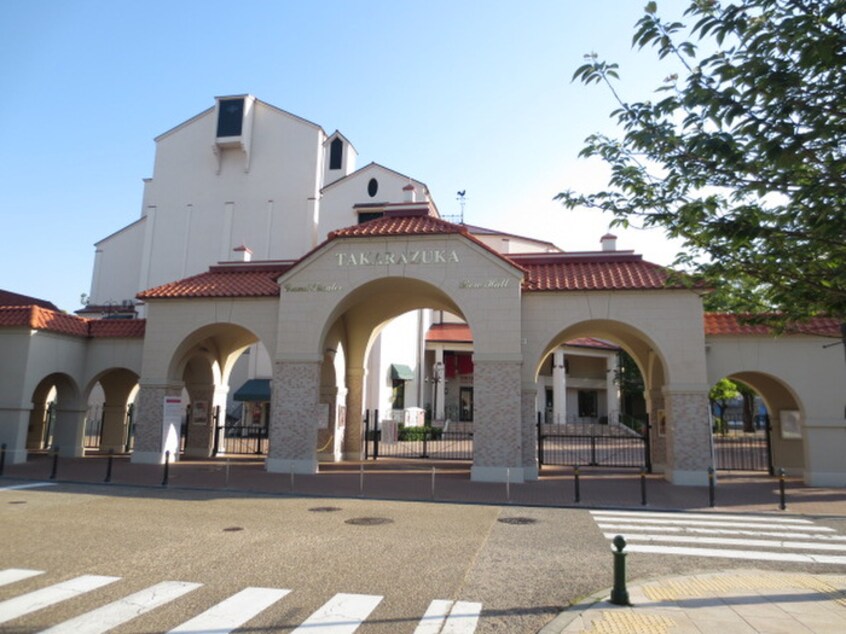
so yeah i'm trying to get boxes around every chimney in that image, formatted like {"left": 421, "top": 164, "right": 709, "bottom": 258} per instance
{"left": 600, "top": 233, "right": 617, "bottom": 252}
{"left": 403, "top": 183, "right": 416, "bottom": 203}
{"left": 233, "top": 244, "right": 252, "bottom": 262}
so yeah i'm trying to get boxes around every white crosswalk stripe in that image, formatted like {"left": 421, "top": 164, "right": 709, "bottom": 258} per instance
{"left": 0, "top": 575, "right": 120, "bottom": 625}
{"left": 414, "top": 599, "right": 483, "bottom": 634}
{"left": 0, "top": 568, "right": 482, "bottom": 632}
{"left": 167, "top": 586, "right": 290, "bottom": 634}
{"left": 0, "top": 569, "right": 44, "bottom": 588}
{"left": 41, "top": 580, "right": 203, "bottom": 634}
{"left": 591, "top": 510, "right": 846, "bottom": 565}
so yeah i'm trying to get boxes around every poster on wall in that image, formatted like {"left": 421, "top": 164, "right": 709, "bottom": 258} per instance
{"left": 162, "top": 395, "right": 183, "bottom": 458}
{"left": 780, "top": 410, "right": 802, "bottom": 439}
{"left": 192, "top": 401, "right": 208, "bottom": 425}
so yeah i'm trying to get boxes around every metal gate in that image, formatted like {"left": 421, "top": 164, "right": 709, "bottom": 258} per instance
{"left": 538, "top": 416, "right": 651, "bottom": 471}
{"left": 712, "top": 415, "right": 773, "bottom": 472}
{"left": 363, "top": 410, "right": 473, "bottom": 461}
{"left": 213, "top": 404, "right": 268, "bottom": 456}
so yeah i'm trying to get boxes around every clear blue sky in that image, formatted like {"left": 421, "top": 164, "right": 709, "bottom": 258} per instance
{"left": 1, "top": 0, "right": 687, "bottom": 313}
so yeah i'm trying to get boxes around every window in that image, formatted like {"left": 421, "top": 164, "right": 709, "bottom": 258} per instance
{"left": 578, "top": 390, "right": 598, "bottom": 418}
{"left": 217, "top": 98, "right": 244, "bottom": 137}
{"left": 392, "top": 380, "right": 405, "bottom": 410}
{"left": 367, "top": 178, "right": 379, "bottom": 197}
{"left": 329, "top": 137, "right": 343, "bottom": 170}
{"left": 357, "top": 211, "right": 383, "bottom": 223}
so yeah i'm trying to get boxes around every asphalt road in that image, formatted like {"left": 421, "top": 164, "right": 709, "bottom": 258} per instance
{"left": 2, "top": 483, "right": 845, "bottom": 633}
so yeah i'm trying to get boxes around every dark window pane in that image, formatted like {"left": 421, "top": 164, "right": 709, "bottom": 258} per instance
{"left": 329, "top": 137, "right": 343, "bottom": 170}
{"left": 217, "top": 98, "right": 244, "bottom": 137}
{"left": 357, "top": 211, "right": 383, "bottom": 223}
{"left": 367, "top": 178, "right": 379, "bottom": 197}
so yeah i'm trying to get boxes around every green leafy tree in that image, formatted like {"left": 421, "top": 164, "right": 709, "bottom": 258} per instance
{"left": 558, "top": 0, "right": 846, "bottom": 333}
{"left": 710, "top": 377, "right": 740, "bottom": 434}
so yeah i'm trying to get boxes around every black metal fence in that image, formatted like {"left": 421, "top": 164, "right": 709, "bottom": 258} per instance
{"left": 538, "top": 419, "right": 651, "bottom": 471}
{"left": 363, "top": 411, "right": 473, "bottom": 461}
{"left": 213, "top": 424, "right": 268, "bottom": 455}
{"left": 713, "top": 426, "right": 772, "bottom": 472}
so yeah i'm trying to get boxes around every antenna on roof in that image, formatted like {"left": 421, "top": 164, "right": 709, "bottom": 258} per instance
{"left": 456, "top": 190, "right": 467, "bottom": 224}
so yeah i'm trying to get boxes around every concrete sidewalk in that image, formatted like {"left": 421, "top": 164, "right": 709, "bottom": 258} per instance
{"left": 541, "top": 569, "right": 846, "bottom": 634}
{"left": 3, "top": 451, "right": 846, "bottom": 516}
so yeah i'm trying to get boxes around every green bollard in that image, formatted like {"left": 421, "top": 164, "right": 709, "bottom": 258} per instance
{"left": 610, "top": 535, "right": 630, "bottom": 606}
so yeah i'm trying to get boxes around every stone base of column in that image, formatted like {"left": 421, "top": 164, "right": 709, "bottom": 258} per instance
{"left": 471, "top": 465, "right": 525, "bottom": 483}
{"left": 131, "top": 450, "right": 174, "bottom": 465}
{"left": 317, "top": 451, "right": 341, "bottom": 463}
{"left": 666, "top": 468, "right": 708, "bottom": 486}
{"left": 805, "top": 470, "right": 844, "bottom": 487}
{"left": 58, "top": 445, "right": 84, "bottom": 458}
{"left": 523, "top": 465, "right": 539, "bottom": 481}
{"left": 266, "top": 457, "right": 318, "bottom": 475}
{"left": 4, "top": 447, "right": 29, "bottom": 465}
{"left": 99, "top": 444, "right": 125, "bottom": 454}
{"left": 183, "top": 446, "right": 213, "bottom": 459}
{"left": 342, "top": 450, "right": 364, "bottom": 461}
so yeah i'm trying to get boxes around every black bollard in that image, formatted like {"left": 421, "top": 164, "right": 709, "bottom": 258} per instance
{"left": 574, "top": 465, "right": 581, "bottom": 504}
{"left": 609, "top": 535, "right": 630, "bottom": 605}
{"left": 0, "top": 443, "right": 6, "bottom": 476}
{"left": 161, "top": 450, "right": 170, "bottom": 487}
{"left": 640, "top": 467, "right": 647, "bottom": 506}
{"left": 49, "top": 446, "right": 60, "bottom": 480}
{"left": 708, "top": 466, "right": 715, "bottom": 508}
{"left": 104, "top": 450, "right": 114, "bottom": 483}
{"left": 779, "top": 468, "right": 787, "bottom": 511}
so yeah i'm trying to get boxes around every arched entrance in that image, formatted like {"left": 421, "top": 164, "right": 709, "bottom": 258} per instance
{"left": 269, "top": 227, "right": 526, "bottom": 482}
{"left": 711, "top": 371, "right": 804, "bottom": 475}
{"left": 531, "top": 320, "right": 669, "bottom": 473}
{"left": 26, "top": 373, "right": 84, "bottom": 457}
{"left": 82, "top": 368, "right": 140, "bottom": 453}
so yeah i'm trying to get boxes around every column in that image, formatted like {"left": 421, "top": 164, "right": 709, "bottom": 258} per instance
{"left": 267, "top": 360, "right": 321, "bottom": 474}
{"left": 664, "top": 387, "right": 712, "bottom": 485}
{"left": 0, "top": 405, "right": 34, "bottom": 464}
{"left": 434, "top": 348, "right": 445, "bottom": 420}
{"left": 521, "top": 385, "right": 539, "bottom": 480}
{"left": 183, "top": 384, "right": 227, "bottom": 458}
{"left": 26, "top": 404, "right": 47, "bottom": 449}
{"left": 646, "top": 387, "right": 667, "bottom": 473}
{"left": 606, "top": 354, "right": 620, "bottom": 422}
{"left": 552, "top": 348, "right": 566, "bottom": 424}
{"left": 99, "top": 405, "right": 130, "bottom": 453}
{"left": 471, "top": 360, "right": 524, "bottom": 483}
{"left": 131, "top": 382, "right": 183, "bottom": 464}
{"left": 343, "top": 367, "right": 365, "bottom": 460}
{"left": 53, "top": 405, "right": 87, "bottom": 457}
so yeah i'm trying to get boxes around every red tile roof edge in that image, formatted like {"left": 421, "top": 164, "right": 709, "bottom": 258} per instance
{"left": 704, "top": 313, "right": 842, "bottom": 337}
{"left": 0, "top": 305, "right": 146, "bottom": 338}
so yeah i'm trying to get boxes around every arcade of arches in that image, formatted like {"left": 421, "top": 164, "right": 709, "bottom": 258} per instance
{"left": 1, "top": 216, "right": 843, "bottom": 487}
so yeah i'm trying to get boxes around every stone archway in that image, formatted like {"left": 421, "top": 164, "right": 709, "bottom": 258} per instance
{"left": 27, "top": 373, "right": 84, "bottom": 457}
{"left": 83, "top": 368, "right": 139, "bottom": 453}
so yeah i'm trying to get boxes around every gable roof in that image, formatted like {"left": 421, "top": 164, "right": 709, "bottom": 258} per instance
{"left": 320, "top": 161, "right": 428, "bottom": 195}
{"left": 0, "top": 290, "right": 59, "bottom": 311}
{"left": 0, "top": 305, "right": 145, "bottom": 338}
{"left": 137, "top": 262, "right": 295, "bottom": 300}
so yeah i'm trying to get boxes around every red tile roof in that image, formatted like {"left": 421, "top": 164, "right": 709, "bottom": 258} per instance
{"left": 426, "top": 323, "right": 473, "bottom": 343}
{"left": 0, "top": 290, "right": 59, "bottom": 311}
{"left": 328, "top": 212, "right": 464, "bottom": 239}
{"left": 513, "top": 253, "right": 681, "bottom": 292}
{"left": 137, "top": 263, "right": 294, "bottom": 299}
{"left": 704, "top": 313, "right": 842, "bottom": 337}
{"left": 0, "top": 305, "right": 145, "bottom": 338}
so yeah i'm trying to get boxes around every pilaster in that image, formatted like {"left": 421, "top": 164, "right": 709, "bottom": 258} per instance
{"left": 471, "top": 360, "right": 524, "bottom": 482}
{"left": 267, "top": 360, "right": 321, "bottom": 474}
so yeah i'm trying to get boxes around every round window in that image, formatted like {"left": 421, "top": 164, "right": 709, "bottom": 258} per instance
{"left": 367, "top": 178, "right": 378, "bottom": 198}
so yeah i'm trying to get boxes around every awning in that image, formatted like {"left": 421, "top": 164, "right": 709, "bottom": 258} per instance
{"left": 233, "top": 378, "right": 271, "bottom": 401}
{"left": 390, "top": 364, "right": 415, "bottom": 381}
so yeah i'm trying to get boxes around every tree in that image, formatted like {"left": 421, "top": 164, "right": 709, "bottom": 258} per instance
{"left": 709, "top": 377, "right": 740, "bottom": 434}
{"left": 558, "top": 0, "right": 846, "bottom": 332}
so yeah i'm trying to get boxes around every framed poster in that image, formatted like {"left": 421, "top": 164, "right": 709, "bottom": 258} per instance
{"left": 780, "top": 410, "right": 802, "bottom": 439}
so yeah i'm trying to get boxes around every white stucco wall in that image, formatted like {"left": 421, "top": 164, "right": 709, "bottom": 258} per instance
{"left": 89, "top": 219, "right": 146, "bottom": 305}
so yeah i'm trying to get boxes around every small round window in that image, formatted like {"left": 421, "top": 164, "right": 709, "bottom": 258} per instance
{"left": 367, "top": 178, "right": 379, "bottom": 198}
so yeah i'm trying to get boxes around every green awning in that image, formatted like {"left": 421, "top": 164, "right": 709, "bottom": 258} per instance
{"left": 233, "top": 378, "right": 271, "bottom": 401}
{"left": 390, "top": 364, "right": 415, "bottom": 381}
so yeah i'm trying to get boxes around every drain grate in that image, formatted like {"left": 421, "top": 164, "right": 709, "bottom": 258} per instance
{"left": 498, "top": 517, "right": 538, "bottom": 525}
{"left": 8, "top": 501, "right": 26, "bottom": 505}
{"left": 309, "top": 506, "right": 342, "bottom": 513}
{"left": 222, "top": 526, "right": 244, "bottom": 532}
{"left": 345, "top": 517, "right": 393, "bottom": 526}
